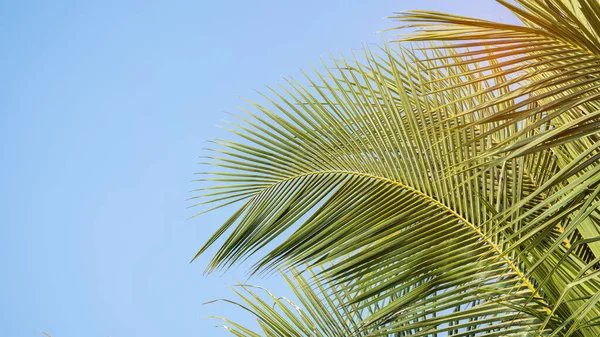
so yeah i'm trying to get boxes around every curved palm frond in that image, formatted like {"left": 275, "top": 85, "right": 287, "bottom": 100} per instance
{"left": 191, "top": 45, "right": 571, "bottom": 334}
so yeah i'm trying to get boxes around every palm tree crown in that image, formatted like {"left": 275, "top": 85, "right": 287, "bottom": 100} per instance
{"left": 193, "top": 1, "right": 600, "bottom": 336}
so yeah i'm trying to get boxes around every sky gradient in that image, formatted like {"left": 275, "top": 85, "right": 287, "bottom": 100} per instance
{"left": 1, "top": 1, "right": 517, "bottom": 336}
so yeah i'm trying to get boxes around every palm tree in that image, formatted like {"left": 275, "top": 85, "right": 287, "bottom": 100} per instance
{"left": 192, "top": 0, "right": 600, "bottom": 335}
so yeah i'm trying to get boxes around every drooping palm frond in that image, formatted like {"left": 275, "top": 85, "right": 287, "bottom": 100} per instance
{"left": 191, "top": 45, "right": 578, "bottom": 335}
{"left": 195, "top": 1, "right": 600, "bottom": 336}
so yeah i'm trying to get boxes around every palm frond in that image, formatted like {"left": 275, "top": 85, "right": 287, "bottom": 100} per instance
{"left": 392, "top": 0, "right": 600, "bottom": 257}
{"left": 192, "top": 45, "right": 566, "bottom": 334}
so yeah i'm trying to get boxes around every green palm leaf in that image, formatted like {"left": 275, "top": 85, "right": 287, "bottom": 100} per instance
{"left": 392, "top": 0, "right": 600, "bottom": 257}
{"left": 193, "top": 47, "right": 562, "bottom": 335}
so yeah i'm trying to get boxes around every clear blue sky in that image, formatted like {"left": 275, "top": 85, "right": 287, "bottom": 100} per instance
{"left": 1, "top": 1, "right": 516, "bottom": 336}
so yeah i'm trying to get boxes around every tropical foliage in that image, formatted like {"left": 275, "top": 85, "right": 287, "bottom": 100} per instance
{"left": 193, "top": 0, "right": 600, "bottom": 336}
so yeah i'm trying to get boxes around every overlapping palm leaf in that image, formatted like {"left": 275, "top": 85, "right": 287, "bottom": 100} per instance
{"left": 392, "top": 0, "right": 600, "bottom": 257}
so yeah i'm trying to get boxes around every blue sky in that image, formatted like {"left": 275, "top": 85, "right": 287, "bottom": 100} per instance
{"left": 1, "top": 1, "right": 516, "bottom": 336}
